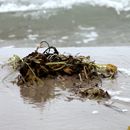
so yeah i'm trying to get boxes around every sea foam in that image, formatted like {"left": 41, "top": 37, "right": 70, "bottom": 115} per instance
{"left": 118, "top": 68, "right": 130, "bottom": 76}
{"left": 0, "top": 0, "right": 130, "bottom": 14}
{"left": 112, "top": 96, "right": 130, "bottom": 102}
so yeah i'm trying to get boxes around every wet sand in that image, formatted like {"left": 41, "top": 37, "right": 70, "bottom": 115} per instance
{"left": 0, "top": 46, "right": 130, "bottom": 130}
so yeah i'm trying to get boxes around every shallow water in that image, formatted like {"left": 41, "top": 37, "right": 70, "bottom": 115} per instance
{"left": 0, "top": 47, "right": 130, "bottom": 130}
{"left": 0, "top": 0, "right": 130, "bottom": 47}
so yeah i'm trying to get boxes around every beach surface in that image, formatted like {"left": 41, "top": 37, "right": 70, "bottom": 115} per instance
{"left": 0, "top": 46, "right": 130, "bottom": 130}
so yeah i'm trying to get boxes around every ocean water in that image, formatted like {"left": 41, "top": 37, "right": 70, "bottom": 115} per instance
{"left": 0, "top": 0, "right": 130, "bottom": 47}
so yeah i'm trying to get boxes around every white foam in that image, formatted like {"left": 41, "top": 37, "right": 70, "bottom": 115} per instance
{"left": 82, "top": 31, "right": 98, "bottom": 43}
{"left": 0, "top": 3, "right": 38, "bottom": 13}
{"left": 122, "top": 109, "right": 128, "bottom": 112}
{"left": 0, "top": 0, "right": 130, "bottom": 14}
{"left": 78, "top": 25, "right": 95, "bottom": 31}
{"left": 108, "top": 90, "right": 122, "bottom": 96}
{"left": 84, "top": 31, "right": 98, "bottom": 38}
{"left": 61, "top": 36, "right": 69, "bottom": 40}
{"left": 118, "top": 68, "right": 130, "bottom": 76}
{"left": 27, "top": 34, "right": 39, "bottom": 40}
{"left": 92, "top": 110, "right": 99, "bottom": 114}
{"left": 8, "top": 34, "right": 16, "bottom": 38}
{"left": 83, "top": 38, "right": 95, "bottom": 43}
{"left": 112, "top": 96, "right": 130, "bottom": 102}
{"left": 76, "top": 41, "right": 82, "bottom": 44}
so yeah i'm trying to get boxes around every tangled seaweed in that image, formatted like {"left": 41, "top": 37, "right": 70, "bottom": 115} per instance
{"left": 7, "top": 41, "right": 117, "bottom": 100}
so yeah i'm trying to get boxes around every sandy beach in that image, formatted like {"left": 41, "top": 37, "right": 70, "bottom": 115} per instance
{"left": 0, "top": 46, "right": 130, "bottom": 130}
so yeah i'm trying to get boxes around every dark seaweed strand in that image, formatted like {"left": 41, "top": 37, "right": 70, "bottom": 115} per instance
{"left": 40, "top": 40, "right": 50, "bottom": 48}
{"left": 41, "top": 41, "right": 59, "bottom": 55}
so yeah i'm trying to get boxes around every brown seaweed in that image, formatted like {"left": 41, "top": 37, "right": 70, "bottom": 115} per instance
{"left": 7, "top": 41, "right": 117, "bottom": 101}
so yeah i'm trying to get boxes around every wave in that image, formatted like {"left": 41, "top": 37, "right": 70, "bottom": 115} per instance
{"left": 0, "top": 0, "right": 130, "bottom": 14}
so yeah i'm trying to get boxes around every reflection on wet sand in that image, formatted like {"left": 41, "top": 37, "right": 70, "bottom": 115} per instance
{"left": 19, "top": 75, "right": 106, "bottom": 105}
{"left": 20, "top": 79, "right": 56, "bottom": 104}
{"left": 19, "top": 76, "right": 80, "bottom": 105}
{"left": 19, "top": 76, "right": 77, "bottom": 104}
{"left": 20, "top": 78, "right": 73, "bottom": 104}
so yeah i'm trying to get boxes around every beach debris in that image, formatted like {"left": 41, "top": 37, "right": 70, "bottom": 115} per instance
{"left": 6, "top": 41, "right": 118, "bottom": 101}
{"left": 96, "top": 63, "right": 117, "bottom": 78}
{"left": 79, "top": 87, "right": 110, "bottom": 100}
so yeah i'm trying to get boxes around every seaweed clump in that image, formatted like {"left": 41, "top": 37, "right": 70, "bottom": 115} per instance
{"left": 8, "top": 41, "right": 117, "bottom": 100}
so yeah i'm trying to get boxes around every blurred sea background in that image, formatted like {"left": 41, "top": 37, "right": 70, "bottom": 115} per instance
{"left": 0, "top": 0, "right": 130, "bottom": 47}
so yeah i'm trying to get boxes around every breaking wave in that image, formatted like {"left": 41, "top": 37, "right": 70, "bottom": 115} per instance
{"left": 0, "top": 0, "right": 130, "bottom": 14}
